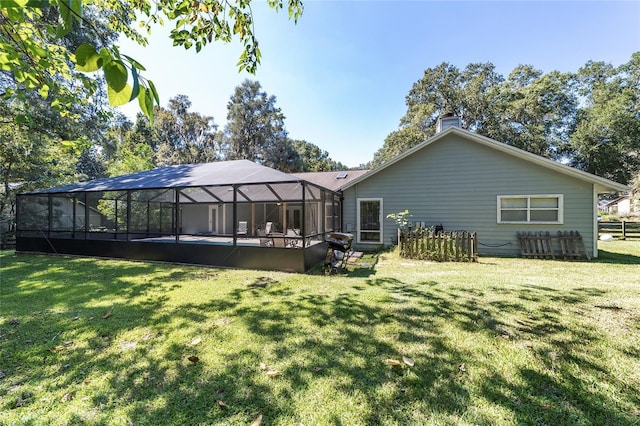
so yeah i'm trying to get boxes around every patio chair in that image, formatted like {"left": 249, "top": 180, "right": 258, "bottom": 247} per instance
{"left": 237, "top": 221, "right": 248, "bottom": 237}
{"left": 257, "top": 228, "right": 272, "bottom": 247}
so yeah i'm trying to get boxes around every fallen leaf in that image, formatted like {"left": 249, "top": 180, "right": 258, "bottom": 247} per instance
{"left": 51, "top": 345, "right": 65, "bottom": 352}
{"left": 402, "top": 356, "right": 415, "bottom": 367}
{"left": 459, "top": 363, "right": 466, "bottom": 373}
{"left": 82, "top": 378, "right": 91, "bottom": 385}
{"left": 217, "top": 400, "right": 227, "bottom": 407}
{"left": 188, "top": 338, "right": 202, "bottom": 347}
{"left": 187, "top": 356, "right": 200, "bottom": 363}
{"left": 259, "top": 362, "right": 268, "bottom": 370}
{"left": 383, "top": 359, "right": 402, "bottom": 366}
{"left": 265, "top": 369, "right": 281, "bottom": 378}
{"left": 61, "top": 391, "right": 75, "bottom": 402}
{"left": 16, "top": 396, "right": 26, "bottom": 407}
{"left": 63, "top": 340, "right": 74, "bottom": 347}
{"left": 102, "top": 307, "right": 113, "bottom": 319}
{"left": 251, "top": 414, "right": 263, "bottom": 426}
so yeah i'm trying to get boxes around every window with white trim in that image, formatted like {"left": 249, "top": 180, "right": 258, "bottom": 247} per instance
{"left": 497, "top": 195, "right": 563, "bottom": 224}
{"left": 357, "top": 198, "right": 383, "bottom": 243}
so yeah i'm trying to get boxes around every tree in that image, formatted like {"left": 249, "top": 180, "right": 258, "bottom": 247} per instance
{"left": 497, "top": 67, "right": 577, "bottom": 157}
{"left": 104, "top": 95, "right": 220, "bottom": 173}
{"left": 152, "top": 95, "right": 220, "bottom": 166}
{"left": 564, "top": 54, "right": 640, "bottom": 183}
{"left": 224, "top": 80, "right": 291, "bottom": 170}
{"left": 1, "top": 3, "right": 119, "bottom": 188}
{"left": 1, "top": 0, "right": 303, "bottom": 122}
{"left": 370, "top": 126, "right": 426, "bottom": 168}
{"left": 372, "top": 60, "right": 587, "bottom": 169}
{"left": 289, "top": 139, "right": 347, "bottom": 171}
{"left": 373, "top": 62, "right": 507, "bottom": 167}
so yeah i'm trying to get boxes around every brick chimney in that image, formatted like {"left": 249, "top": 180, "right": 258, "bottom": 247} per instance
{"left": 436, "top": 112, "right": 461, "bottom": 133}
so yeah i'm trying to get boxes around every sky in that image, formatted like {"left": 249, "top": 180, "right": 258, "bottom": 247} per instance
{"left": 118, "top": 1, "right": 640, "bottom": 168}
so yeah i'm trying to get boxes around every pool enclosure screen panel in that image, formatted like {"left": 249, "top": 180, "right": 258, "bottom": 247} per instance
{"left": 15, "top": 159, "right": 344, "bottom": 271}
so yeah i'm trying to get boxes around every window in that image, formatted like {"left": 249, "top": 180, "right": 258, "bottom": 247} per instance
{"left": 357, "top": 198, "right": 383, "bottom": 243}
{"left": 497, "top": 195, "right": 563, "bottom": 224}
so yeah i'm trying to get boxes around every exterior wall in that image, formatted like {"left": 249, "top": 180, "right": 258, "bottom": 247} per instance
{"left": 17, "top": 237, "right": 328, "bottom": 273}
{"left": 343, "top": 133, "right": 596, "bottom": 257}
{"left": 617, "top": 198, "right": 631, "bottom": 215}
{"left": 181, "top": 204, "right": 209, "bottom": 234}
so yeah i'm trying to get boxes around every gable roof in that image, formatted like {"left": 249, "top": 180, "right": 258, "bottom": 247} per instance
{"left": 27, "top": 160, "right": 306, "bottom": 194}
{"left": 341, "top": 127, "right": 630, "bottom": 193}
{"left": 603, "top": 194, "right": 630, "bottom": 208}
{"left": 291, "top": 170, "right": 370, "bottom": 192}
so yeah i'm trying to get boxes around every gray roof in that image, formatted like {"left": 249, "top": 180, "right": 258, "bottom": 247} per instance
{"left": 291, "top": 170, "right": 369, "bottom": 192}
{"left": 27, "top": 160, "right": 307, "bottom": 194}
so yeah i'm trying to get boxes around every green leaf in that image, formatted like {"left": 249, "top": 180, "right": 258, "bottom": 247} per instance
{"left": 122, "top": 54, "right": 146, "bottom": 71}
{"left": 55, "top": 0, "right": 74, "bottom": 37}
{"left": 103, "top": 60, "right": 128, "bottom": 92}
{"left": 2, "top": 0, "right": 34, "bottom": 7}
{"left": 138, "top": 87, "right": 154, "bottom": 124}
{"left": 26, "top": 0, "right": 51, "bottom": 6}
{"left": 148, "top": 80, "right": 160, "bottom": 105}
{"left": 38, "top": 83, "right": 49, "bottom": 98}
{"left": 27, "top": 44, "right": 48, "bottom": 58}
{"left": 75, "top": 44, "right": 102, "bottom": 72}
{"left": 98, "top": 48, "right": 112, "bottom": 66}
{"left": 130, "top": 66, "right": 140, "bottom": 101}
{"left": 107, "top": 83, "right": 133, "bottom": 106}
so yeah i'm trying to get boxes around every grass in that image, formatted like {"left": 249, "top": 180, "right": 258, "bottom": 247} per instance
{"left": 1, "top": 240, "right": 639, "bottom": 425}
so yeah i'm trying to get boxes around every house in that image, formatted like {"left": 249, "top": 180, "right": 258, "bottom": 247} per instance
{"left": 16, "top": 160, "right": 342, "bottom": 272}
{"left": 15, "top": 121, "right": 630, "bottom": 268}
{"left": 339, "top": 121, "right": 629, "bottom": 258}
{"left": 601, "top": 195, "right": 635, "bottom": 216}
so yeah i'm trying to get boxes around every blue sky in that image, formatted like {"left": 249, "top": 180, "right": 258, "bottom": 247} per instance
{"left": 118, "top": 1, "right": 640, "bottom": 168}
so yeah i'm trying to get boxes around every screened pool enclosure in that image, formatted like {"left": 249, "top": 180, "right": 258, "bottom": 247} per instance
{"left": 16, "top": 160, "right": 342, "bottom": 272}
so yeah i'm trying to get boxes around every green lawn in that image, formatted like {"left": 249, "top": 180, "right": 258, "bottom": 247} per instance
{"left": 1, "top": 241, "right": 639, "bottom": 425}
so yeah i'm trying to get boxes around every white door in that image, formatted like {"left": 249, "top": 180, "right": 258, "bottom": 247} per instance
{"left": 209, "top": 205, "right": 218, "bottom": 234}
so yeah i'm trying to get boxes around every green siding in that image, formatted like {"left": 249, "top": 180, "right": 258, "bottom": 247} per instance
{"left": 343, "top": 133, "right": 596, "bottom": 257}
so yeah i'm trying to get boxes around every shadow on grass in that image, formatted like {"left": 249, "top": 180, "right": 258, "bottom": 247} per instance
{"left": 595, "top": 248, "right": 640, "bottom": 264}
{"left": 1, "top": 252, "right": 638, "bottom": 424}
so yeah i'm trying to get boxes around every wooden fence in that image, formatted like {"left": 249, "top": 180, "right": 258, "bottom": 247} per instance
{"left": 598, "top": 221, "right": 640, "bottom": 239}
{"left": 398, "top": 228, "right": 477, "bottom": 262}
{"left": 517, "top": 231, "right": 591, "bottom": 260}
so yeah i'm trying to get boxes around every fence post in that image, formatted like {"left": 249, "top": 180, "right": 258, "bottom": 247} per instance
{"left": 622, "top": 221, "right": 627, "bottom": 239}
